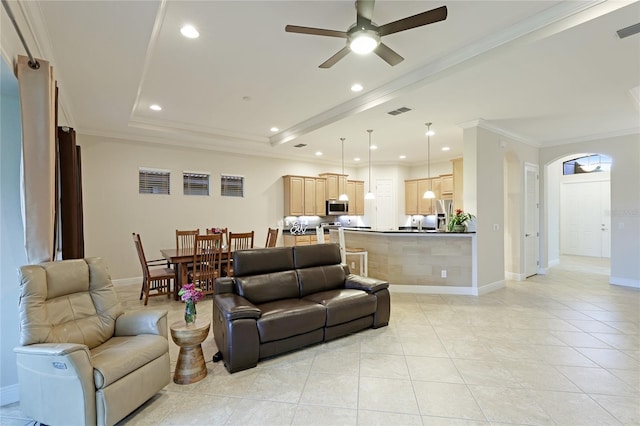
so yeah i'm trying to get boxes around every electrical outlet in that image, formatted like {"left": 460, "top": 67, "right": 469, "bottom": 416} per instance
{"left": 351, "top": 262, "right": 355, "bottom": 269}
{"left": 441, "top": 270, "right": 447, "bottom": 278}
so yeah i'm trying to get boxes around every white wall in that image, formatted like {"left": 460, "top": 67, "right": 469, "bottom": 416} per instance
{"left": 540, "top": 135, "right": 640, "bottom": 287}
{"left": 79, "top": 134, "right": 366, "bottom": 279}
{"left": 0, "top": 56, "right": 26, "bottom": 405}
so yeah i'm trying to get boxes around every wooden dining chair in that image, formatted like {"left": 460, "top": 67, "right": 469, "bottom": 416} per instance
{"left": 225, "top": 231, "right": 255, "bottom": 276}
{"left": 265, "top": 227, "right": 278, "bottom": 248}
{"left": 176, "top": 229, "right": 199, "bottom": 251}
{"left": 189, "top": 233, "right": 224, "bottom": 296}
{"left": 132, "top": 233, "right": 175, "bottom": 305}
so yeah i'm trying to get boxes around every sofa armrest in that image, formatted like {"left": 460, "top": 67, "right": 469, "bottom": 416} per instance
{"left": 215, "top": 293, "right": 261, "bottom": 321}
{"left": 215, "top": 277, "right": 235, "bottom": 294}
{"left": 114, "top": 309, "right": 168, "bottom": 338}
{"left": 345, "top": 274, "right": 389, "bottom": 293}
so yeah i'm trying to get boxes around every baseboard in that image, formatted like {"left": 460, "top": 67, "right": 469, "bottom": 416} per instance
{"left": 537, "top": 267, "right": 548, "bottom": 275}
{"left": 610, "top": 276, "right": 640, "bottom": 289}
{"left": 112, "top": 276, "right": 141, "bottom": 287}
{"left": 548, "top": 258, "right": 560, "bottom": 267}
{"left": 0, "top": 383, "right": 19, "bottom": 406}
{"left": 505, "top": 272, "right": 525, "bottom": 281}
{"left": 390, "top": 284, "right": 477, "bottom": 296}
{"left": 477, "top": 280, "right": 506, "bottom": 295}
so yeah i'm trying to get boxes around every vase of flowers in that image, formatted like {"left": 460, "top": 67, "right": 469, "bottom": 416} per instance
{"left": 448, "top": 209, "right": 475, "bottom": 232}
{"left": 178, "top": 283, "right": 204, "bottom": 326}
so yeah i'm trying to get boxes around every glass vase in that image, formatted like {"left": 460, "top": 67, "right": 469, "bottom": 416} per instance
{"left": 184, "top": 300, "right": 197, "bottom": 326}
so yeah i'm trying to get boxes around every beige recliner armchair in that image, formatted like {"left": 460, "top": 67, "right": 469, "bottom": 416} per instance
{"left": 14, "top": 257, "right": 171, "bottom": 426}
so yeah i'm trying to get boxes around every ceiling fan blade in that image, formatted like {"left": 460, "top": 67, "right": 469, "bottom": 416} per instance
{"left": 356, "top": 0, "right": 375, "bottom": 27}
{"left": 285, "top": 25, "right": 348, "bottom": 38}
{"left": 378, "top": 5, "right": 447, "bottom": 36}
{"left": 374, "top": 42, "right": 404, "bottom": 66}
{"left": 319, "top": 46, "right": 351, "bottom": 68}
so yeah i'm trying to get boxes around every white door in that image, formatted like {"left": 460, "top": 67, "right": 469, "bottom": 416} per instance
{"left": 561, "top": 179, "right": 610, "bottom": 258}
{"left": 375, "top": 179, "right": 395, "bottom": 231}
{"left": 524, "top": 164, "right": 539, "bottom": 278}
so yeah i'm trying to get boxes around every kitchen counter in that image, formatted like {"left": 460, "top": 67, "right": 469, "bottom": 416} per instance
{"left": 331, "top": 229, "right": 485, "bottom": 295}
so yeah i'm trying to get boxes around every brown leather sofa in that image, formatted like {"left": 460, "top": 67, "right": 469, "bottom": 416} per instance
{"left": 213, "top": 243, "right": 390, "bottom": 373}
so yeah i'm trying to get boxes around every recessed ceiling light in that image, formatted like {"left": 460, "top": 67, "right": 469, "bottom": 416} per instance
{"left": 399, "top": 155, "right": 406, "bottom": 159}
{"left": 180, "top": 25, "right": 199, "bottom": 39}
{"left": 149, "top": 104, "right": 162, "bottom": 111}
{"left": 425, "top": 130, "right": 435, "bottom": 136}
{"left": 351, "top": 83, "right": 363, "bottom": 92}
{"left": 354, "top": 157, "right": 360, "bottom": 162}
{"left": 441, "top": 146, "right": 450, "bottom": 151}
{"left": 315, "top": 151, "right": 323, "bottom": 156}
{"left": 370, "top": 145, "right": 378, "bottom": 150}
{"left": 270, "top": 127, "right": 279, "bottom": 132}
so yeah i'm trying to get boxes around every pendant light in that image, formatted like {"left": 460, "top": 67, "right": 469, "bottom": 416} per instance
{"left": 423, "top": 122, "right": 436, "bottom": 199}
{"left": 365, "top": 129, "right": 375, "bottom": 200}
{"left": 338, "top": 137, "right": 349, "bottom": 201}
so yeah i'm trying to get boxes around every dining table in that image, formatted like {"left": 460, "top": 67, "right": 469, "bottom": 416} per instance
{"left": 161, "top": 247, "right": 231, "bottom": 300}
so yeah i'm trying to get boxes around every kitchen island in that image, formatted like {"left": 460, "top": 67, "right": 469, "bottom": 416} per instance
{"left": 331, "top": 229, "right": 494, "bottom": 296}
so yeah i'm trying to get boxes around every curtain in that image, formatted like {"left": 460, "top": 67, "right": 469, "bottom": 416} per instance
{"left": 17, "top": 55, "right": 56, "bottom": 263}
{"left": 57, "top": 127, "right": 84, "bottom": 259}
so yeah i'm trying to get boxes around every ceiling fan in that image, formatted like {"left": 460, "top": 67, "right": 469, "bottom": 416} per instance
{"left": 285, "top": 0, "right": 447, "bottom": 68}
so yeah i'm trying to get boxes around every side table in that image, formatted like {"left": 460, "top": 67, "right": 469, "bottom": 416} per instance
{"left": 169, "top": 319, "right": 211, "bottom": 384}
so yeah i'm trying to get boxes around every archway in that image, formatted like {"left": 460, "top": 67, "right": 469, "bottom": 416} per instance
{"left": 544, "top": 152, "right": 611, "bottom": 276}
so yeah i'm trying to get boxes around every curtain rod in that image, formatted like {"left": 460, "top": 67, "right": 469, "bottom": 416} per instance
{"left": 1, "top": 0, "right": 40, "bottom": 69}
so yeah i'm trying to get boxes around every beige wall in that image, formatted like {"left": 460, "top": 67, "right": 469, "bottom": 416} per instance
{"left": 79, "top": 134, "right": 347, "bottom": 279}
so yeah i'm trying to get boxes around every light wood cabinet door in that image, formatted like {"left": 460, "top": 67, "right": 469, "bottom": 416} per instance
{"left": 440, "top": 174, "right": 453, "bottom": 197}
{"left": 315, "top": 178, "right": 326, "bottom": 215}
{"left": 304, "top": 177, "right": 316, "bottom": 215}
{"left": 320, "top": 173, "right": 347, "bottom": 200}
{"left": 418, "top": 178, "right": 433, "bottom": 215}
{"left": 452, "top": 158, "right": 463, "bottom": 212}
{"left": 346, "top": 181, "right": 356, "bottom": 214}
{"left": 405, "top": 180, "right": 418, "bottom": 215}
{"left": 283, "top": 176, "right": 304, "bottom": 216}
{"left": 354, "top": 181, "right": 365, "bottom": 215}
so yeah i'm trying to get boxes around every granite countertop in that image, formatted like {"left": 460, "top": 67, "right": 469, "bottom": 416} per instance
{"left": 340, "top": 227, "right": 475, "bottom": 234}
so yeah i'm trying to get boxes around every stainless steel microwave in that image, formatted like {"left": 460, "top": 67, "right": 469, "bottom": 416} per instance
{"left": 326, "top": 200, "right": 348, "bottom": 215}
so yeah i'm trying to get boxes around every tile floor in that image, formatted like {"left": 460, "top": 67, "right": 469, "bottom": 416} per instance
{"left": 2, "top": 256, "right": 639, "bottom": 425}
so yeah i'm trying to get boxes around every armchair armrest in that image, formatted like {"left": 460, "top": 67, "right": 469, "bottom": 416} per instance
{"left": 14, "top": 342, "right": 90, "bottom": 357}
{"left": 114, "top": 309, "right": 168, "bottom": 338}
{"left": 215, "top": 277, "right": 235, "bottom": 294}
{"left": 215, "top": 293, "right": 261, "bottom": 321}
{"left": 345, "top": 274, "right": 389, "bottom": 293}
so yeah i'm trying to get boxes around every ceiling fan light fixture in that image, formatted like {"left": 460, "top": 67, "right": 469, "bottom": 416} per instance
{"left": 349, "top": 30, "right": 380, "bottom": 54}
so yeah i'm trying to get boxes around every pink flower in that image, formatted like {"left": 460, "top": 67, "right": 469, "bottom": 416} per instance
{"left": 178, "top": 283, "right": 204, "bottom": 303}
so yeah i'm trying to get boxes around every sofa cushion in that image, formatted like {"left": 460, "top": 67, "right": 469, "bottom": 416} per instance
{"left": 236, "top": 270, "right": 300, "bottom": 304}
{"left": 233, "top": 247, "right": 294, "bottom": 277}
{"left": 293, "top": 244, "right": 342, "bottom": 269}
{"left": 91, "top": 334, "right": 168, "bottom": 388}
{"left": 297, "top": 264, "right": 346, "bottom": 297}
{"left": 303, "top": 289, "right": 377, "bottom": 327}
{"left": 257, "top": 299, "right": 326, "bottom": 343}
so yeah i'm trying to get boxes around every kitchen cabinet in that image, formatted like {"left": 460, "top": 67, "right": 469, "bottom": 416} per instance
{"left": 283, "top": 233, "right": 331, "bottom": 246}
{"left": 320, "top": 173, "right": 347, "bottom": 200}
{"left": 405, "top": 180, "right": 419, "bottom": 215}
{"left": 440, "top": 174, "right": 453, "bottom": 199}
{"left": 283, "top": 175, "right": 304, "bottom": 216}
{"left": 346, "top": 180, "right": 365, "bottom": 215}
{"left": 283, "top": 175, "right": 325, "bottom": 216}
{"left": 452, "top": 158, "right": 463, "bottom": 212}
{"left": 406, "top": 177, "right": 440, "bottom": 215}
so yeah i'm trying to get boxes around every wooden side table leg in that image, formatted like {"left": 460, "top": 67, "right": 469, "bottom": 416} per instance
{"left": 174, "top": 344, "right": 207, "bottom": 384}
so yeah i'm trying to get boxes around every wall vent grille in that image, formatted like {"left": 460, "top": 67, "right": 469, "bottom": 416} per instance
{"left": 387, "top": 106, "right": 412, "bottom": 116}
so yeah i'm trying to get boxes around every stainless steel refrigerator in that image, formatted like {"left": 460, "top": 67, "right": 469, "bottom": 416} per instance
{"left": 436, "top": 199, "right": 453, "bottom": 231}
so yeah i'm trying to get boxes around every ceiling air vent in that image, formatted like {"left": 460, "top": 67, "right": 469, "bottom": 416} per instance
{"left": 293, "top": 143, "right": 307, "bottom": 148}
{"left": 387, "top": 106, "right": 412, "bottom": 116}
{"left": 617, "top": 22, "right": 640, "bottom": 39}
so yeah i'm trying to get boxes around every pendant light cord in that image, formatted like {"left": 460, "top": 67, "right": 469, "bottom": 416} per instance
{"left": 340, "top": 137, "right": 346, "bottom": 176}
{"left": 426, "top": 122, "right": 432, "bottom": 179}
{"left": 367, "top": 129, "right": 373, "bottom": 193}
